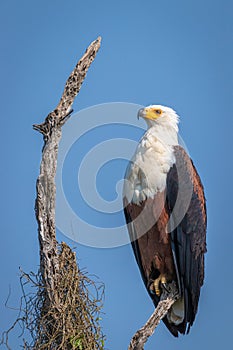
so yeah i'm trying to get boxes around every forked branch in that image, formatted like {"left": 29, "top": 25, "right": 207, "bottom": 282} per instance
{"left": 33, "top": 36, "right": 101, "bottom": 136}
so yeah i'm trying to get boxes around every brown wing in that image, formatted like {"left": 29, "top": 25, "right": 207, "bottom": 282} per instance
{"left": 123, "top": 194, "right": 180, "bottom": 337}
{"left": 123, "top": 145, "right": 207, "bottom": 337}
{"left": 124, "top": 193, "right": 174, "bottom": 284}
{"left": 166, "top": 145, "right": 207, "bottom": 334}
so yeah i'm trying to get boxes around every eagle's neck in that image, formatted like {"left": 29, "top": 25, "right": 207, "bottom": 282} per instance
{"left": 124, "top": 125, "right": 179, "bottom": 205}
{"left": 145, "top": 122, "right": 178, "bottom": 146}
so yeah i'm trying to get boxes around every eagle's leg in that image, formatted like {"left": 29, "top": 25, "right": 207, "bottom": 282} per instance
{"left": 152, "top": 274, "right": 167, "bottom": 296}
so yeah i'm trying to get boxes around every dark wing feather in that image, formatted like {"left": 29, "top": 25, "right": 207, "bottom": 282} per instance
{"left": 123, "top": 200, "right": 145, "bottom": 283}
{"left": 123, "top": 197, "right": 161, "bottom": 290}
{"left": 166, "top": 145, "right": 207, "bottom": 333}
{"left": 123, "top": 195, "right": 180, "bottom": 337}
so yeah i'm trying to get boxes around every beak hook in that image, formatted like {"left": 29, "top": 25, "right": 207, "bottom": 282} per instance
{"left": 137, "top": 108, "right": 145, "bottom": 119}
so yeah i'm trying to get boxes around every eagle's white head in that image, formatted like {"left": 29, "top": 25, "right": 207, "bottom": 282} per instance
{"left": 138, "top": 104, "right": 179, "bottom": 145}
{"left": 138, "top": 104, "right": 179, "bottom": 130}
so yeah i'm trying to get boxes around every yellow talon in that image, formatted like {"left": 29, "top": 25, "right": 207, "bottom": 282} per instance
{"left": 151, "top": 274, "right": 167, "bottom": 296}
{"left": 161, "top": 275, "right": 167, "bottom": 284}
{"left": 154, "top": 280, "right": 161, "bottom": 296}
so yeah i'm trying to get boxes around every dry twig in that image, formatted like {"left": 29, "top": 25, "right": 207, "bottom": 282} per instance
{"left": 128, "top": 282, "right": 179, "bottom": 350}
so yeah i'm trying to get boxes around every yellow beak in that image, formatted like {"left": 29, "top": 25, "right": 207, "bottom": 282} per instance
{"left": 137, "top": 108, "right": 158, "bottom": 121}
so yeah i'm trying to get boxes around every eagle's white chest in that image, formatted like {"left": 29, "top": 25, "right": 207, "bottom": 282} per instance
{"left": 124, "top": 130, "right": 177, "bottom": 205}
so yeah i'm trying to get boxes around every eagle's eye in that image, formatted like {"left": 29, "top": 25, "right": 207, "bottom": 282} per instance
{"left": 155, "top": 109, "right": 162, "bottom": 115}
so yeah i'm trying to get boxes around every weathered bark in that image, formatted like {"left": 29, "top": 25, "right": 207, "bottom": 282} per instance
{"left": 34, "top": 37, "right": 101, "bottom": 304}
{"left": 128, "top": 282, "right": 178, "bottom": 350}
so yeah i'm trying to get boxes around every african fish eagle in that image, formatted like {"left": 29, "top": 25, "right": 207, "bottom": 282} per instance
{"left": 123, "top": 105, "right": 207, "bottom": 337}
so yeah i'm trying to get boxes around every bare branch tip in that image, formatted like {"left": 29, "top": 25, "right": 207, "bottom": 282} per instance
{"left": 90, "top": 36, "right": 102, "bottom": 50}
{"left": 96, "top": 36, "right": 102, "bottom": 43}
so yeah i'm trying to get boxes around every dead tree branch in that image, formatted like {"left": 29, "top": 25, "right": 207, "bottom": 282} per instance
{"left": 29, "top": 37, "right": 103, "bottom": 349}
{"left": 1, "top": 37, "right": 105, "bottom": 350}
{"left": 128, "top": 282, "right": 179, "bottom": 350}
{"left": 34, "top": 36, "right": 101, "bottom": 301}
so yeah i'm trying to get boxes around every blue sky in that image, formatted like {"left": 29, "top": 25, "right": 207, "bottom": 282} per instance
{"left": 1, "top": 0, "right": 233, "bottom": 349}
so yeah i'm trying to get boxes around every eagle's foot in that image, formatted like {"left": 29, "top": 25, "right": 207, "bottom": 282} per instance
{"left": 151, "top": 274, "right": 167, "bottom": 297}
